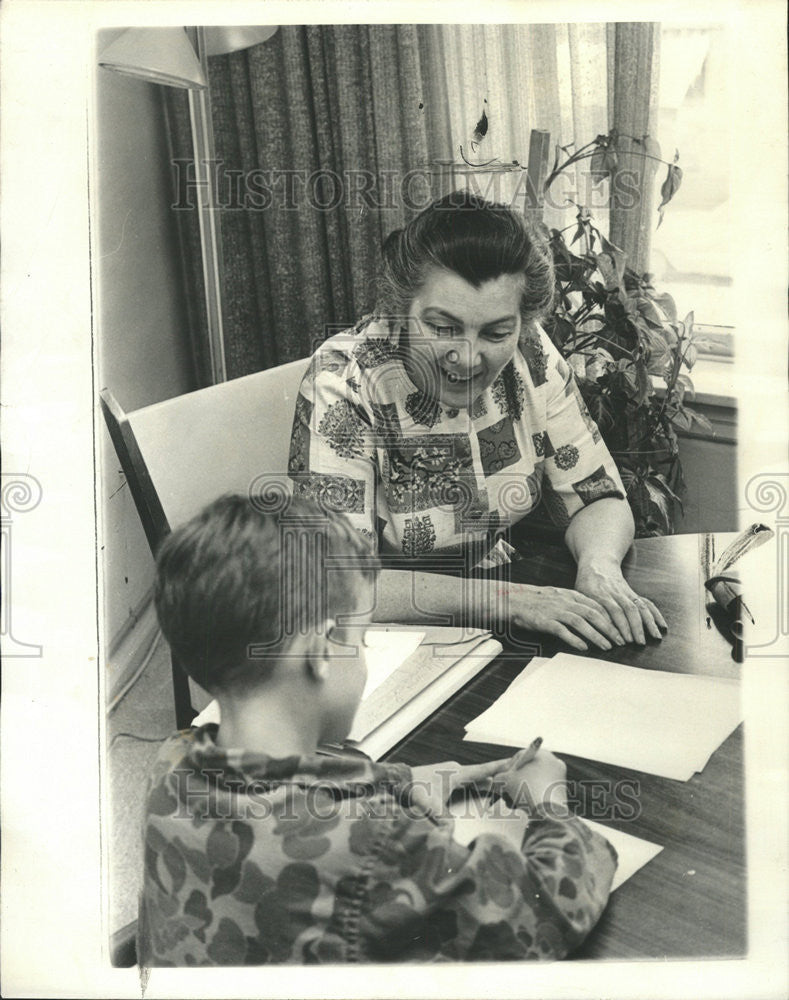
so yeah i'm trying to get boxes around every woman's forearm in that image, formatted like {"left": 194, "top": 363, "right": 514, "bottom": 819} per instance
{"left": 368, "top": 564, "right": 627, "bottom": 651}
{"left": 564, "top": 497, "right": 635, "bottom": 571}
{"left": 564, "top": 498, "right": 665, "bottom": 643}
{"left": 370, "top": 568, "right": 494, "bottom": 627}
{"left": 369, "top": 498, "right": 637, "bottom": 625}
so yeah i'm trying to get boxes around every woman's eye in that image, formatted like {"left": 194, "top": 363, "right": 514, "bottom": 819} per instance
{"left": 485, "top": 329, "right": 513, "bottom": 341}
{"left": 427, "top": 322, "right": 456, "bottom": 337}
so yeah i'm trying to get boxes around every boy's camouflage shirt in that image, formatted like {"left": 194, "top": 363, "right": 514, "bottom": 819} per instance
{"left": 137, "top": 725, "right": 617, "bottom": 965}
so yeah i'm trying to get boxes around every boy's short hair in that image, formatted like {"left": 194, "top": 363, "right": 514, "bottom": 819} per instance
{"left": 154, "top": 494, "right": 379, "bottom": 694}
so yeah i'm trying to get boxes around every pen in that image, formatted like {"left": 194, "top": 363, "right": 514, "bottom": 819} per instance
{"left": 510, "top": 736, "right": 543, "bottom": 769}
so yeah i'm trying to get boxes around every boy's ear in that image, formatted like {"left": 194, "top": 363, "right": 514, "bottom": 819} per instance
{"left": 306, "top": 621, "right": 334, "bottom": 682}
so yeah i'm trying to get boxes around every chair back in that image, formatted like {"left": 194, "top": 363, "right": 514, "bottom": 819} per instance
{"left": 101, "top": 357, "right": 310, "bottom": 552}
{"left": 101, "top": 358, "right": 310, "bottom": 730}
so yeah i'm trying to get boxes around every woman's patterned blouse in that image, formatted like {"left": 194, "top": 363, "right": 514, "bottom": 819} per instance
{"left": 137, "top": 726, "right": 617, "bottom": 965}
{"left": 288, "top": 318, "right": 625, "bottom": 563}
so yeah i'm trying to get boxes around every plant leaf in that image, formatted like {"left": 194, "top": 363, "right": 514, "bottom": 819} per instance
{"left": 552, "top": 316, "right": 576, "bottom": 346}
{"left": 651, "top": 291, "right": 677, "bottom": 324}
{"left": 595, "top": 252, "right": 620, "bottom": 291}
{"left": 647, "top": 346, "right": 671, "bottom": 375}
{"left": 643, "top": 479, "right": 672, "bottom": 534}
{"left": 687, "top": 408, "right": 714, "bottom": 432}
{"left": 589, "top": 148, "right": 608, "bottom": 181}
{"left": 647, "top": 473, "right": 684, "bottom": 506}
{"left": 603, "top": 147, "right": 619, "bottom": 175}
{"left": 585, "top": 348, "right": 615, "bottom": 382}
{"left": 472, "top": 109, "right": 489, "bottom": 144}
{"left": 676, "top": 372, "right": 694, "bottom": 397}
{"left": 552, "top": 143, "right": 562, "bottom": 176}
{"left": 637, "top": 297, "right": 664, "bottom": 329}
{"left": 657, "top": 163, "right": 683, "bottom": 228}
{"left": 596, "top": 235, "right": 627, "bottom": 291}
{"left": 634, "top": 360, "right": 652, "bottom": 405}
{"left": 682, "top": 343, "right": 698, "bottom": 370}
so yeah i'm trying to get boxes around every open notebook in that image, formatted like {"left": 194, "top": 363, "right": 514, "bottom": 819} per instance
{"left": 347, "top": 626, "right": 502, "bottom": 759}
{"left": 191, "top": 625, "right": 502, "bottom": 762}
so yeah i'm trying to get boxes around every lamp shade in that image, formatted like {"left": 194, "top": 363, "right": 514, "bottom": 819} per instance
{"left": 98, "top": 27, "right": 207, "bottom": 89}
{"left": 203, "top": 25, "right": 279, "bottom": 56}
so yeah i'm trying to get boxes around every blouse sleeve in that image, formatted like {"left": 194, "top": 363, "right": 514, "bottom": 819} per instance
{"left": 533, "top": 330, "right": 626, "bottom": 528}
{"left": 287, "top": 348, "right": 379, "bottom": 546}
{"left": 360, "top": 807, "right": 617, "bottom": 962}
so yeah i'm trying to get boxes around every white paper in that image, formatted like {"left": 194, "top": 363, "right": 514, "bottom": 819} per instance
{"left": 581, "top": 819, "right": 664, "bottom": 892}
{"left": 360, "top": 628, "right": 425, "bottom": 700}
{"left": 464, "top": 653, "right": 742, "bottom": 781}
{"left": 448, "top": 798, "right": 531, "bottom": 852}
{"left": 448, "top": 801, "right": 663, "bottom": 892}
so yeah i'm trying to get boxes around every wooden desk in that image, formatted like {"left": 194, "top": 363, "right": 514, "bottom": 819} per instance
{"left": 385, "top": 533, "right": 746, "bottom": 960}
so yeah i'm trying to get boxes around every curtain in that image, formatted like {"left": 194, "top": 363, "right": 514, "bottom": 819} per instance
{"left": 199, "top": 25, "right": 443, "bottom": 376}
{"left": 607, "top": 22, "right": 661, "bottom": 273}
{"left": 425, "top": 23, "right": 659, "bottom": 260}
{"left": 166, "top": 22, "right": 659, "bottom": 381}
{"left": 428, "top": 24, "right": 612, "bottom": 230}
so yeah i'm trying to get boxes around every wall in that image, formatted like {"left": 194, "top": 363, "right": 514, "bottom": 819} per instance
{"left": 95, "top": 64, "right": 196, "bottom": 690}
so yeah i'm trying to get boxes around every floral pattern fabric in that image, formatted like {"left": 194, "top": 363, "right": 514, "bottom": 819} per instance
{"left": 288, "top": 318, "right": 625, "bottom": 563}
{"left": 137, "top": 727, "right": 617, "bottom": 965}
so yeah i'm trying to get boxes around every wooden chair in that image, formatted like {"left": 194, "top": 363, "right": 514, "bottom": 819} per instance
{"left": 110, "top": 918, "right": 138, "bottom": 968}
{"left": 101, "top": 357, "right": 310, "bottom": 728}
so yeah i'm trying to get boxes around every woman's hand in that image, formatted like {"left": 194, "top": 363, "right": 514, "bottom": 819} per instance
{"left": 574, "top": 559, "right": 666, "bottom": 644}
{"left": 499, "top": 582, "right": 625, "bottom": 652}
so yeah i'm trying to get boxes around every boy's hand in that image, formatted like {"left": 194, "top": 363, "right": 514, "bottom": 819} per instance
{"left": 405, "top": 757, "right": 514, "bottom": 816}
{"left": 492, "top": 749, "right": 569, "bottom": 816}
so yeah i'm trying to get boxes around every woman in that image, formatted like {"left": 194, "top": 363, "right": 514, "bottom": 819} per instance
{"left": 288, "top": 191, "right": 665, "bottom": 651}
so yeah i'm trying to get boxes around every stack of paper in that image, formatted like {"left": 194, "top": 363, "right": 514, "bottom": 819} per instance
{"left": 448, "top": 798, "right": 663, "bottom": 892}
{"left": 464, "top": 653, "right": 742, "bottom": 781}
{"left": 350, "top": 626, "right": 502, "bottom": 760}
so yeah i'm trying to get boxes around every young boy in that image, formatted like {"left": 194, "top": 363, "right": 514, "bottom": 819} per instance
{"left": 137, "top": 494, "right": 616, "bottom": 965}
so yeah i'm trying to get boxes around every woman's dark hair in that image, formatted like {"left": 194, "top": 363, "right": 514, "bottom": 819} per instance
{"left": 154, "top": 494, "right": 379, "bottom": 695}
{"left": 378, "top": 190, "right": 554, "bottom": 326}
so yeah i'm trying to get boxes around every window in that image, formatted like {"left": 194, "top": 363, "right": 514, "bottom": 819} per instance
{"left": 651, "top": 24, "right": 734, "bottom": 365}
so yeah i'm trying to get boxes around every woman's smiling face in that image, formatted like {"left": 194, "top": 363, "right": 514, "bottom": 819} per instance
{"left": 404, "top": 267, "right": 524, "bottom": 409}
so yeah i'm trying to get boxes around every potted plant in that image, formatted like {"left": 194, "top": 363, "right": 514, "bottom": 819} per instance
{"left": 539, "top": 131, "right": 711, "bottom": 536}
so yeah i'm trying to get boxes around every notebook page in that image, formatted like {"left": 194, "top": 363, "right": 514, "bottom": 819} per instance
{"left": 361, "top": 628, "right": 425, "bottom": 700}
